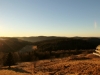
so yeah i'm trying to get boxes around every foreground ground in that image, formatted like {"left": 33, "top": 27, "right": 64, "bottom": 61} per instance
{"left": 0, "top": 53, "right": 100, "bottom": 75}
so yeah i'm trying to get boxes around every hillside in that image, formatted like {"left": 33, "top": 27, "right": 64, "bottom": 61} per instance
{"left": 36, "top": 37, "right": 100, "bottom": 51}
{"left": 1, "top": 53, "right": 100, "bottom": 75}
{"left": 0, "top": 37, "right": 32, "bottom": 52}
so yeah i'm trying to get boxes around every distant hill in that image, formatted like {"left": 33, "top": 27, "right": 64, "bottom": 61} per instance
{"left": 17, "top": 36, "right": 65, "bottom": 42}
{"left": 16, "top": 36, "right": 100, "bottom": 43}
{"left": 0, "top": 37, "right": 32, "bottom": 52}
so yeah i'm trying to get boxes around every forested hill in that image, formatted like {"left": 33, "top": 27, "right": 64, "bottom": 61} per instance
{"left": 35, "top": 37, "right": 100, "bottom": 51}
{"left": 0, "top": 37, "right": 100, "bottom": 52}
{"left": 0, "top": 37, "right": 32, "bottom": 52}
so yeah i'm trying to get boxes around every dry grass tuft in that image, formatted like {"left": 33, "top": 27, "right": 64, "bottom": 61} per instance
{"left": 86, "top": 53, "right": 100, "bottom": 58}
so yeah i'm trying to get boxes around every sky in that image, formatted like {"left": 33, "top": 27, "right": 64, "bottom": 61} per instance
{"left": 0, "top": 0, "right": 100, "bottom": 37}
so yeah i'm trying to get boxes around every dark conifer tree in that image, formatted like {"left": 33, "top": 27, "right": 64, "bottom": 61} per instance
{"left": 4, "top": 52, "right": 15, "bottom": 68}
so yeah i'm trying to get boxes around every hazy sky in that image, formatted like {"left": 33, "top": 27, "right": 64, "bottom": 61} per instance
{"left": 0, "top": 0, "right": 100, "bottom": 37}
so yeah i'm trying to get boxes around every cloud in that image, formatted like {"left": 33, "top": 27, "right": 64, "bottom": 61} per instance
{"left": 94, "top": 21, "right": 97, "bottom": 29}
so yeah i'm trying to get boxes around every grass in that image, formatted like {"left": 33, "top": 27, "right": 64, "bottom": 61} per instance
{"left": 0, "top": 53, "right": 100, "bottom": 75}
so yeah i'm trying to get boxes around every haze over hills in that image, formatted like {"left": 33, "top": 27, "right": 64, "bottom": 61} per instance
{"left": 16, "top": 36, "right": 100, "bottom": 43}
{"left": 17, "top": 36, "right": 64, "bottom": 42}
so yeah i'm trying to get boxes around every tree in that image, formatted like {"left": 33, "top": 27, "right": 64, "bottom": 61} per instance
{"left": 4, "top": 52, "right": 15, "bottom": 68}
